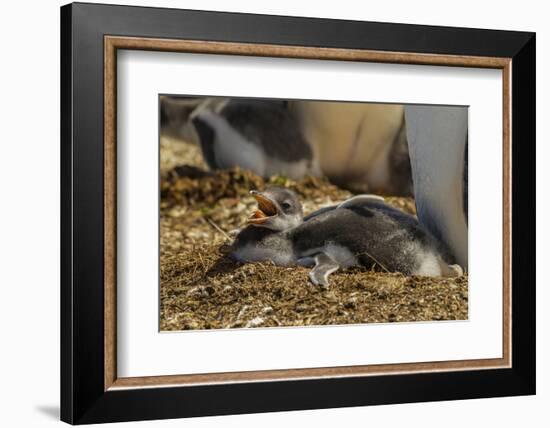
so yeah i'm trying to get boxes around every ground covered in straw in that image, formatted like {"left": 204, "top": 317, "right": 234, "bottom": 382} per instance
{"left": 160, "top": 136, "right": 468, "bottom": 331}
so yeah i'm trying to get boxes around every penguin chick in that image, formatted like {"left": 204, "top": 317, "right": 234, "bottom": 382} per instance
{"left": 231, "top": 188, "right": 463, "bottom": 287}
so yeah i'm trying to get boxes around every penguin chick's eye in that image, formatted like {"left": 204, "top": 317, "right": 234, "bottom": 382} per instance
{"left": 281, "top": 202, "right": 292, "bottom": 211}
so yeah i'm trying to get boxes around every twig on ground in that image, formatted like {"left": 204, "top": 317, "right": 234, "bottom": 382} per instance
{"left": 203, "top": 217, "right": 232, "bottom": 242}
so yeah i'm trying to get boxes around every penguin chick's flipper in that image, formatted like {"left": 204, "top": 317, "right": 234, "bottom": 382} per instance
{"left": 337, "top": 194, "right": 385, "bottom": 209}
{"left": 308, "top": 253, "right": 340, "bottom": 288}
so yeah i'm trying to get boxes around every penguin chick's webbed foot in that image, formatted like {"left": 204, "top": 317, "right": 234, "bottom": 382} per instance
{"left": 446, "top": 264, "right": 464, "bottom": 278}
{"left": 308, "top": 253, "right": 340, "bottom": 288}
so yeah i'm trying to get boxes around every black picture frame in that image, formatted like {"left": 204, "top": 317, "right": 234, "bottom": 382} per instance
{"left": 61, "top": 2, "right": 535, "bottom": 424}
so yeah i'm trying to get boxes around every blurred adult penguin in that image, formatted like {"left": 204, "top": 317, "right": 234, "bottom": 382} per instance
{"left": 190, "top": 98, "right": 320, "bottom": 179}
{"left": 160, "top": 95, "right": 202, "bottom": 141}
{"left": 289, "top": 101, "right": 412, "bottom": 195}
{"left": 404, "top": 105, "right": 468, "bottom": 268}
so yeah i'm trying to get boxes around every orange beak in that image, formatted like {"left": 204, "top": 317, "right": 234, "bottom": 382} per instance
{"left": 248, "top": 191, "right": 278, "bottom": 224}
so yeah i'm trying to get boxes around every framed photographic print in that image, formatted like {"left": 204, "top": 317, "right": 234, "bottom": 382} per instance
{"left": 60, "top": 2, "right": 536, "bottom": 424}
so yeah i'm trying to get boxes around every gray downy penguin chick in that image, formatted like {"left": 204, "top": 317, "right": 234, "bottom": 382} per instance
{"left": 231, "top": 188, "right": 463, "bottom": 287}
{"left": 190, "top": 99, "right": 319, "bottom": 179}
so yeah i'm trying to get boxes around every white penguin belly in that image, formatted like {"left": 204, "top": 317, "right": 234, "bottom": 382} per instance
{"left": 413, "top": 251, "right": 444, "bottom": 277}
{"left": 263, "top": 158, "right": 315, "bottom": 180}
{"left": 197, "top": 112, "right": 267, "bottom": 175}
{"left": 290, "top": 101, "right": 404, "bottom": 189}
{"left": 214, "top": 130, "right": 266, "bottom": 174}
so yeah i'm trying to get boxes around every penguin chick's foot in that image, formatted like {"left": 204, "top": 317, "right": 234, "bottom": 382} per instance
{"left": 448, "top": 264, "right": 464, "bottom": 277}
{"left": 308, "top": 253, "right": 340, "bottom": 288}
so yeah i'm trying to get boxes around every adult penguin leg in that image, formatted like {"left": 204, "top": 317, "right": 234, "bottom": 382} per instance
{"left": 404, "top": 105, "right": 468, "bottom": 269}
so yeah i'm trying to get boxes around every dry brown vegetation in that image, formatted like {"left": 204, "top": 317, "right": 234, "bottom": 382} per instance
{"left": 160, "top": 136, "right": 468, "bottom": 331}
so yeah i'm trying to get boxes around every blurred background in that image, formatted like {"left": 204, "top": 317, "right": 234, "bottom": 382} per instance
{"left": 159, "top": 95, "right": 468, "bottom": 331}
{"left": 160, "top": 95, "right": 412, "bottom": 195}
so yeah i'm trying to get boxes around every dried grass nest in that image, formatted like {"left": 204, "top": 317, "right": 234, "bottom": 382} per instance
{"left": 160, "top": 165, "right": 468, "bottom": 331}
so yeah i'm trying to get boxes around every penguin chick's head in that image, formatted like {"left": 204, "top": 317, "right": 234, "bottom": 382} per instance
{"left": 248, "top": 187, "right": 303, "bottom": 231}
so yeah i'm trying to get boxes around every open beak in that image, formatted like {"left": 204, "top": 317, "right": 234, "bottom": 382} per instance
{"left": 248, "top": 191, "right": 278, "bottom": 225}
